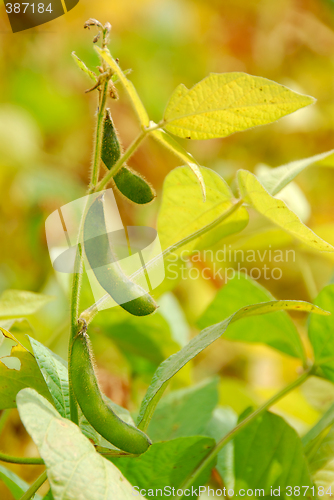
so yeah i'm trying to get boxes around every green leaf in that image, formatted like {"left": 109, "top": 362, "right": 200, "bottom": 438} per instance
{"left": 95, "top": 312, "right": 179, "bottom": 367}
{"left": 237, "top": 170, "right": 334, "bottom": 252}
{"left": 0, "top": 464, "right": 42, "bottom": 500}
{"left": 147, "top": 378, "right": 219, "bottom": 442}
{"left": 308, "top": 425, "right": 334, "bottom": 499}
{"left": 197, "top": 273, "right": 306, "bottom": 361}
{"left": 0, "top": 290, "right": 54, "bottom": 319}
{"left": 234, "top": 411, "right": 313, "bottom": 499}
{"left": 303, "top": 401, "right": 334, "bottom": 453}
{"left": 137, "top": 300, "right": 327, "bottom": 430}
{"left": 0, "top": 328, "right": 51, "bottom": 409}
{"left": 163, "top": 73, "right": 315, "bottom": 140}
{"left": 95, "top": 46, "right": 150, "bottom": 127}
{"left": 150, "top": 127, "right": 206, "bottom": 200}
{"left": 158, "top": 166, "right": 248, "bottom": 252}
{"left": 25, "top": 336, "right": 133, "bottom": 447}
{"left": 205, "top": 407, "right": 238, "bottom": 489}
{"left": 16, "top": 389, "right": 138, "bottom": 500}
{"left": 108, "top": 436, "right": 216, "bottom": 497}
{"left": 71, "top": 52, "right": 97, "bottom": 82}
{"left": 308, "top": 285, "right": 334, "bottom": 383}
{"left": 257, "top": 149, "right": 334, "bottom": 196}
{"left": 158, "top": 293, "right": 189, "bottom": 348}
{"left": 29, "top": 337, "right": 70, "bottom": 419}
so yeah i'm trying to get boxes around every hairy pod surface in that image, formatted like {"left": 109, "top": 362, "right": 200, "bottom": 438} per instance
{"left": 83, "top": 192, "right": 157, "bottom": 316}
{"left": 70, "top": 330, "right": 152, "bottom": 454}
{"left": 101, "top": 109, "right": 155, "bottom": 204}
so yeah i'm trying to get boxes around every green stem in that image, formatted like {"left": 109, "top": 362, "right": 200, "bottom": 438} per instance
{"left": 91, "top": 77, "right": 109, "bottom": 188}
{"left": 0, "top": 410, "right": 11, "bottom": 436}
{"left": 95, "top": 129, "right": 148, "bottom": 192}
{"left": 19, "top": 471, "right": 48, "bottom": 500}
{"left": 68, "top": 36, "right": 112, "bottom": 422}
{"left": 180, "top": 369, "right": 311, "bottom": 495}
{"left": 0, "top": 452, "right": 44, "bottom": 465}
{"left": 68, "top": 243, "right": 83, "bottom": 425}
{"left": 80, "top": 199, "right": 244, "bottom": 323}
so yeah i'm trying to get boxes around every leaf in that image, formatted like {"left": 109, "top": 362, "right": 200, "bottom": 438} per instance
{"left": 158, "top": 293, "right": 189, "bottom": 348}
{"left": 158, "top": 166, "right": 248, "bottom": 252}
{"left": 234, "top": 411, "right": 313, "bottom": 499}
{"left": 95, "top": 46, "right": 150, "bottom": 127}
{"left": 308, "top": 425, "right": 334, "bottom": 499}
{"left": 0, "top": 328, "right": 51, "bottom": 409}
{"left": 308, "top": 285, "right": 334, "bottom": 383}
{"left": 0, "top": 290, "right": 54, "bottom": 319}
{"left": 257, "top": 149, "right": 334, "bottom": 196}
{"left": 205, "top": 407, "right": 238, "bottom": 489}
{"left": 303, "top": 401, "right": 334, "bottom": 452}
{"left": 163, "top": 73, "right": 315, "bottom": 140}
{"left": 16, "top": 389, "right": 140, "bottom": 500}
{"left": 150, "top": 127, "right": 206, "bottom": 200}
{"left": 137, "top": 300, "right": 327, "bottom": 430}
{"left": 0, "top": 464, "right": 42, "bottom": 500}
{"left": 237, "top": 170, "right": 334, "bottom": 252}
{"left": 25, "top": 335, "right": 134, "bottom": 447}
{"left": 108, "top": 436, "right": 216, "bottom": 497}
{"left": 29, "top": 337, "right": 70, "bottom": 419}
{"left": 147, "top": 378, "right": 219, "bottom": 442}
{"left": 71, "top": 52, "right": 97, "bottom": 82}
{"left": 197, "top": 273, "right": 306, "bottom": 361}
{"left": 95, "top": 312, "right": 179, "bottom": 367}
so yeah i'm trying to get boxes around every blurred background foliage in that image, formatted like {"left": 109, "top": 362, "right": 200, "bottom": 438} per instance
{"left": 1, "top": 0, "right": 334, "bottom": 495}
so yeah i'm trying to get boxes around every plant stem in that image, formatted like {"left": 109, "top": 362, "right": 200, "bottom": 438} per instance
{"left": 91, "top": 77, "right": 109, "bottom": 188}
{"left": 68, "top": 34, "right": 112, "bottom": 422}
{"left": 68, "top": 243, "right": 82, "bottom": 425}
{"left": 79, "top": 199, "right": 244, "bottom": 323}
{"left": 19, "top": 471, "right": 48, "bottom": 500}
{"left": 0, "top": 409, "right": 11, "bottom": 436}
{"left": 95, "top": 128, "right": 148, "bottom": 192}
{"left": 180, "top": 369, "right": 311, "bottom": 495}
{"left": 0, "top": 452, "right": 44, "bottom": 465}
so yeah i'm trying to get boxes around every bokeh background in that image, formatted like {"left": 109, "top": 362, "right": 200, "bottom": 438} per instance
{"left": 1, "top": 0, "right": 334, "bottom": 496}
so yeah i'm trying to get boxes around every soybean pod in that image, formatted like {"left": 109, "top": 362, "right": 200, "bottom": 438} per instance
{"left": 70, "top": 324, "right": 151, "bottom": 454}
{"left": 83, "top": 192, "right": 157, "bottom": 316}
{"left": 101, "top": 109, "right": 156, "bottom": 205}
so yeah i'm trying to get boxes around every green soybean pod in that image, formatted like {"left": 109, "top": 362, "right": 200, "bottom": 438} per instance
{"left": 101, "top": 109, "right": 156, "bottom": 205}
{"left": 83, "top": 192, "right": 157, "bottom": 316}
{"left": 70, "top": 327, "right": 151, "bottom": 454}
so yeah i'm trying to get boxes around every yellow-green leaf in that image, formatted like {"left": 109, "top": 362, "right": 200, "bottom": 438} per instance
{"left": 95, "top": 46, "right": 150, "bottom": 128}
{"left": 163, "top": 73, "right": 315, "bottom": 140}
{"left": 72, "top": 52, "right": 97, "bottom": 83}
{"left": 257, "top": 149, "right": 334, "bottom": 196}
{"left": 0, "top": 328, "right": 51, "bottom": 409}
{"left": 158, "top": 166, "right": 248, "bottom": 252}
{"left": 0, "top": 290, "right": 54, "bottom": 319}
{"left": 237, "top": 170, "right": 334, "bottom": 252}
{"left": 137, "top": 299, "right": 327, "bottom": 430}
